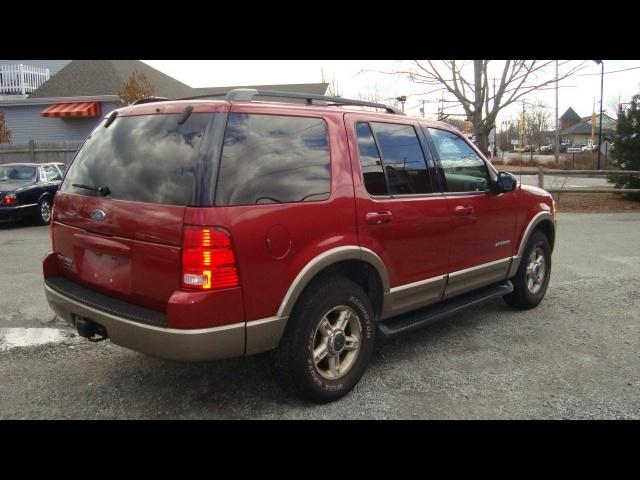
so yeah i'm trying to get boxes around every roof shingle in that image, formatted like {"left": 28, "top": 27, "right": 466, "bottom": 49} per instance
{"left": 28, "top": 61, "right": 329, "bottom": 102}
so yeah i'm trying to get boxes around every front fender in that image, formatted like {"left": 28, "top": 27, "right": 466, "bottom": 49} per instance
{"left": 507, "top": 211, "right": 555, "bottom": 277}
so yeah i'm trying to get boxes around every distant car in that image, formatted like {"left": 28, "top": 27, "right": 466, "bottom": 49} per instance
{"left": 581, "top": 144, "right": 598, "bottom": 152}
{"left": 539, "top": 144, "right": 554, "bottom": 153}
{"left": 0, "top": 162, "right": 66, "bottom": 225}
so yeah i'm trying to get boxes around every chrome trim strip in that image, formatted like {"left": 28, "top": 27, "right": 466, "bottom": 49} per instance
{"left": 508, "top": 211, "right": 554, "bottom": 277}
{"left": 383, "top": 274, "right": 446, "bottom": 319}
{"left": 389, "top": 274, "right": 446, "bottom": 294}
{"left": 444, "top": 191, "right": 490, "bottom": 196}
{"left": 0, "top": 203, "right": 38, "bottom": 209}
{"left": 448, "top": 257, "right": 512, "bottom": 279}
{"left": 444, "top": 257, "right": 512, "bottom": 300}
{"left": 369, "top": 192, "right": 446, "bottom": 200}
{"left": 245, "top": 316, "right": 288, "bottom": 355}
{"left": 45, "top": 283, "right": 245, "bottom": 361}
{"left": 276, "top": 246, "right": 390, "bottom": 318}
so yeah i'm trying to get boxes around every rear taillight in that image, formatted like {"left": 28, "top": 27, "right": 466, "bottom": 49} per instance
{"left": 181, "top": 226, "right": 239, "bottom": 290}
{"left": 1, "top": 194, "right": 17, "bottom": 205}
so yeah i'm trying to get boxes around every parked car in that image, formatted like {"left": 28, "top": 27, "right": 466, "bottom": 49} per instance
{"left": 539, "top": 144, "right": 554, "bottom": 153}
{"left": 581, "top": 144, "right": 598, "bottom": 152}
{"left": 0, "top": 162, "right": 66, "bottom": 225}
{"left": 42, "top": 90, "right": 556, "bottom": 402}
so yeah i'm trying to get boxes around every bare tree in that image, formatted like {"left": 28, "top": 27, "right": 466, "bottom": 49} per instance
{"left": 392, "top": 60, "right": 586, "bottom": 152}
{"left": 0, "top": 110, "right": 11, "bottom": 144}
{"left": 441, "top": 117, "right": 465, "bottom": 131}
{"left": 117, "top": 70, "right": 155, "bottom": 107}
{"left": 321, "top": 68, "right": 342, "bottom": 97}
{"left": 525, "top": 102, "right": 552, "bottom": 146}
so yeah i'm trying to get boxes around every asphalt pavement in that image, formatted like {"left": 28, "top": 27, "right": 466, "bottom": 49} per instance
{"left": 0, "top": 213, "right": 638, "bottom": 419}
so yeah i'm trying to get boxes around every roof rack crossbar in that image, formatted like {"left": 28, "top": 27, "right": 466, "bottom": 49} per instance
{"left": 224, "top": 89, "right": 405, "bottom": 115}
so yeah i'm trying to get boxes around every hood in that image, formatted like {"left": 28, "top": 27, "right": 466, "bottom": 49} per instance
{"left": 519, "top": 183, "right": 552, "bottom": 198}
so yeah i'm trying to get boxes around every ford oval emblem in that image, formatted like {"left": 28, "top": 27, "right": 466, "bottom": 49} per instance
{"left": 91, "top": 209, "right": 106, "bottom": 221}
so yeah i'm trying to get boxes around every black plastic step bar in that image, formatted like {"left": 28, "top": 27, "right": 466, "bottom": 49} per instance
{"left": 377, "top": 280, "right": 514, "bottom": 339}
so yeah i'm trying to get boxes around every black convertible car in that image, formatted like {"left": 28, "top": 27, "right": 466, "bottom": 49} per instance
{"left": 0, "top": 162, "right": 67, "bottom": 225}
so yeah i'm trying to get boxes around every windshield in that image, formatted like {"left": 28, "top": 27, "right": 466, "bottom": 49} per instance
{"left": 0, "top": 166, "right": 37, "bottom": 182}
{"left": 61, "top": 113, "right": 213, "bottom": 206}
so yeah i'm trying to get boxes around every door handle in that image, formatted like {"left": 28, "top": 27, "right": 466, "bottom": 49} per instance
{"left": 454, "top": 205, "right": 474, "bottom": 217}
{"left": 365, "top": 211, "right": 393, "bottom": 225}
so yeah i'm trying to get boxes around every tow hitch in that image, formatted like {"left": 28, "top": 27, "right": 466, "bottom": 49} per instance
{"left": 74, "top": 315, "right": 109, "bottom": 343}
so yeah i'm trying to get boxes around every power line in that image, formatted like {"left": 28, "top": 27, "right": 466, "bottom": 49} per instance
{"left": 573, "top": 65, "right": 640, "bottom": 76}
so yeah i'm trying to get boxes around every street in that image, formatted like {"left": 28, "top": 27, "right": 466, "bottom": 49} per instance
{"left": 1, "top": 214, "right": 639, "bottom": 419}
{"left": 517, "top": 173, "right": 610, "bottom": 191}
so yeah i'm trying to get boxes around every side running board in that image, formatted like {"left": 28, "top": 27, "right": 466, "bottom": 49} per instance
{"left": 377, "top": 280, "right": 513, "bottom": 339}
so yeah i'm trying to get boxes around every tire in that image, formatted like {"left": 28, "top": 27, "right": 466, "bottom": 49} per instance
{"left": 35, "top": 197, "right": 53, "bottom": 225}
{"left": 504, "top": 230, "right": 551, "bottom": 309}
{"left": 270, "top": 276, "right": 376, "bottom": 403}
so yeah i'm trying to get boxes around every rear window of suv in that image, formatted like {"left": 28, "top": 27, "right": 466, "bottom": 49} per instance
{"left": 61, "top": 113, "right": 212, "bottom": 205}
{"left": 215, "top": 113, "right": 331, "bottom": 206}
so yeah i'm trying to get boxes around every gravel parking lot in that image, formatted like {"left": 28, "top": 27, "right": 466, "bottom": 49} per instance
{"left": 1, "top": 213, "right": 639, "bottom": 419}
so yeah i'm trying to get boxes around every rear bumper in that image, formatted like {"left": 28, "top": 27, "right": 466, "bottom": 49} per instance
{"left": 0, "top": 203, "right": 37, "bottom": 221}
{"left": 44, "top": 282, "right": 246, "bottom": 361}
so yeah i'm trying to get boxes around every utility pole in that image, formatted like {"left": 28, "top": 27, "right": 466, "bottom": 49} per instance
{"left": 591, "top": 97, "right": 596, "bottom": 165}
{"left": 396, "top": 96, "right": 407, "bottom": 113}
{"left": 520, "top": 100, "right": 526, "bottom": 166}
{"left": 521, "top": 100, "right": 526, "bottom": 149}
{"left": 555, "top": 60, "right": 559, "bottom": 164}
{"left": 597, "top": 61, "right": 604, "bottom": 170}
{"left": 492, "top": 77, "right": 496, "bottom": 159}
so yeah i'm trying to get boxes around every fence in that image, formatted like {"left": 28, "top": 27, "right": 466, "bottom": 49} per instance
{"left": 0, "top": 141, "right": 80, "bottom": 165}
{"left": 0, "top": 64, "right": 51, "bottom": 95}
{"left": 534, "top": 168, "right": 640, "bottom": 194}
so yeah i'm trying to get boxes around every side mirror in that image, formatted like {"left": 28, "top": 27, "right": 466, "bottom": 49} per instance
{"left": 495, "top": 172, "right": 517, "bottom": 193}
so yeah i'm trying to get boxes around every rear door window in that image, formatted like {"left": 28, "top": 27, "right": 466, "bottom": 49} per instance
{"left": 216, "top": 113, "right": 331, "bottom": 206}
{"left": 355, "top": 122, "right": 388, "bottom": 196}
{"left": 61, "top": 113, "right": 212, "bottom": 205}
{"left": 369, "top": 122, "right": 433, "bottom": 195}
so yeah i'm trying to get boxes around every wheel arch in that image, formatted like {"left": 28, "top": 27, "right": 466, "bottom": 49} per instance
{"left": 508, "top": 211, "right": 555, "bottom": 277}
{"left": 37, "top": 190, "right": 54, "bottom": 204}
{"left": 276, "top": 246, "right": 390, "bottom": 320}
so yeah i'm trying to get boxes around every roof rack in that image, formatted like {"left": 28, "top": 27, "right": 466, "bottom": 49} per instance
{"left": 133, "top": 97, "right": 171, "bottom": 105}
{"left": 178, "top": 89, "right": 405, "bottom": 115}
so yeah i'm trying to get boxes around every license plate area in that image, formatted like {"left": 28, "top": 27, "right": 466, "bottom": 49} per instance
{"left": 79, "top": 249, "right": 131, "bottom": 295}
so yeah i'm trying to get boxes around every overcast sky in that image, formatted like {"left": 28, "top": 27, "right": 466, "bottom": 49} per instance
{"left": 143, "top": 60, "right": 640, "bottom": 126}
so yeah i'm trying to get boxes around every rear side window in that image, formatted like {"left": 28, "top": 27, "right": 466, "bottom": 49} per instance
{"left": 216, "top": 113, "right": 331, "bottom": 206}
{"left": 61, "top": 113, "right": 211, "bottom": 205}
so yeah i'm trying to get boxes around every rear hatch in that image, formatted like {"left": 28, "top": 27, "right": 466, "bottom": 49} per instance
{"left": 51, "top": 103, "right": 227, "bottom": 312}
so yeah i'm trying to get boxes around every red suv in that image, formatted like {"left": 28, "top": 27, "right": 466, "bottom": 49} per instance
{"left": 43, "top": 89, "right": 556, "bottom": 402}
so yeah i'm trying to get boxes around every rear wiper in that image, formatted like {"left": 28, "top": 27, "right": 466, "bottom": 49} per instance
{"left": 72, "top": 183, "right": 111, "bottom": 196}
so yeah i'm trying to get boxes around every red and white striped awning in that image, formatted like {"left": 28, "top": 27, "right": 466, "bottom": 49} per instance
{"left": 41, "top": 102, "right": 101, "bottom": 118}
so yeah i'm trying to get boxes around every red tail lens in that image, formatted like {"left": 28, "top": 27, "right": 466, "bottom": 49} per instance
{"left": 181, "top": 227, "right": 239, "bottom": 290}
{"left": 1, "top": 194, "right": 17, "bottom": 205}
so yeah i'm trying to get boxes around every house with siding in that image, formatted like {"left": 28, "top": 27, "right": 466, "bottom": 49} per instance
{"left": 558, "top": 107, "right": 616, "bottom": 146}
{"left": 0, "top": 60, "right": 328, "bottom": 145}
